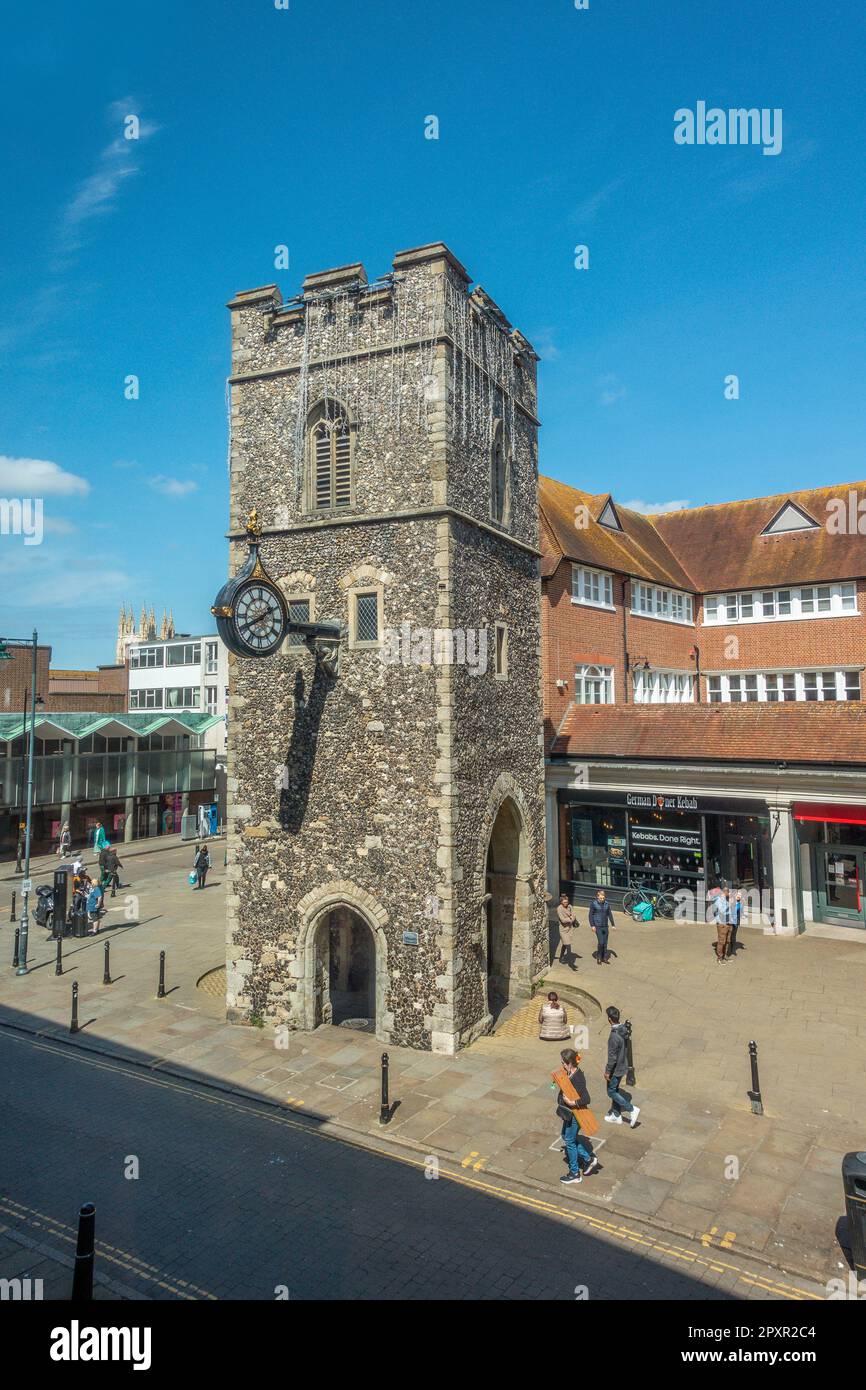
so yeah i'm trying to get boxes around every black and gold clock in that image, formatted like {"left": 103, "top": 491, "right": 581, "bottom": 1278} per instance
{"left": 211, "top": 510, "right": 289, "bottom": 659}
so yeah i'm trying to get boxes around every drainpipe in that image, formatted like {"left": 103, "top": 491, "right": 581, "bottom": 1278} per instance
{"left": 622, "top": 578, "right": 629, "bottom": 703}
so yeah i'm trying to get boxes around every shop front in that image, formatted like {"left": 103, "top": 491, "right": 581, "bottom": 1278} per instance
{"left": 557, "top": 788, "right": 772, "bottom": 916}
{"left": 794, "top": 802, "right": 866, "bottom": 930}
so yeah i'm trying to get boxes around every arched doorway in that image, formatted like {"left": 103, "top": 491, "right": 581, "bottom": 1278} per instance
{"left": 485, "top": 796, "right": 530, "bottom": 1012}
{"left": 313, "top": 907, "right": 377, "bottom": 1030}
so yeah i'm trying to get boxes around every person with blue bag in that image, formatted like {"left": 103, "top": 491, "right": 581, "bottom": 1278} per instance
{"left": 192, "top": 843, "right": 211, "bottom": 890}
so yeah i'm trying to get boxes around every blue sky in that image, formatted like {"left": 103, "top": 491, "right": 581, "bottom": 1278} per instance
{"left": 1, "top": 0, "right": 864, "bottom": 668}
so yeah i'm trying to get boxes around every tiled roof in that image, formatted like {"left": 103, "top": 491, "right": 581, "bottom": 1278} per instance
{"left": 550, "top": 702, "right": 866, "bottom": 766}
{"left": 0, "top": 712, "right": 221, "bottom": 741}
{"left": 653, "top": 483, "right": 866, "bottom": 591}
{"left": 540, "top": 476, "right": 866, "bottom": 592}
{"left": 539, "top": 477, "right": 692, "bottom": 588}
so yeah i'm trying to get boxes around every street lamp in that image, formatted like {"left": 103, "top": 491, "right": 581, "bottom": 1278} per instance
{"left": 0, "top": 631, "right": 40, "bottom": 974}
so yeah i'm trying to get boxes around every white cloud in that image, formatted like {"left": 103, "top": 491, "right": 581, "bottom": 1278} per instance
{"left": 623, "top": 498, "right": 691, "bottom": 515}
{"left": 43, "top": 516, "right": 77, "bottom": 535}
{"left": 58, "top": 98, "right": 158, "bottom": 254}
{"left": 0, "top": 455, "right": 89, "bottom": 496}
{"left": 571, "top": 178, "right": 624, "bottom": 224}
{"left": 148, "top": 475, "right": 198, "bottom": 498}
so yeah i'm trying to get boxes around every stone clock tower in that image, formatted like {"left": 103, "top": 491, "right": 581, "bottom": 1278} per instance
{"left": 223, "top": 242, "right": 547, "bottom": 1053}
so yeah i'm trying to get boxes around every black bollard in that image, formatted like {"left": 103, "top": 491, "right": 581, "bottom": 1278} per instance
{"left": 70, "top": 1203, "right": 95, "bottom": 1301}
{"left": 9, "top": 891, "right": 15, "bottom": 923}
{"left": 12, "top": 927, "right": 20, "bottom": 968}
{"left": 55, "top": 935, "right": 63, "bottom": 977}
{"left": 624, "top": 1018, "right": 636, "bottom": 1087}
{"left": 157, "top": 950, "right": 166, "bottom": 999}
{"left": 102, "top": 941, "right": 111, "bottom": 986}
{"left": 70, "top": 981, "right": 79, "bottom": 1034}
{"left": 379, "top": 1051, "right": 391, "bottom": 1126}
{"left": 748, "top": 1039, "right": 763, "bottom": 1115}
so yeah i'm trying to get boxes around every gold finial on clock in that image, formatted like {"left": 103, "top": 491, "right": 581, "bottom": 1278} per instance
{"left": 245, "top": 508, "right": 262, "bottom": 539}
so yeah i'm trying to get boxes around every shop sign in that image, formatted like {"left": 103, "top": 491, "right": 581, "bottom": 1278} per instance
{"left": 629, "top": 824, "right": 703, "bottom": 853}
{"left": 627, "top": 793, "right": 699, "bottom": 812}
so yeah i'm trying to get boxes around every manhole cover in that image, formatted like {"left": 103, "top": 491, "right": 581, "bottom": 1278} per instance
{"left": 196, "top": 965, "right": 226, "bottom": 997}
{"left": 339, "top": 1017, "right": 374, "bottom": 1032}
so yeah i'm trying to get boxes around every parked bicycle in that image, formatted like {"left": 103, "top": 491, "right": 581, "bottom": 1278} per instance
{"left": 622, "top": 882, "right": 677, "bottom": 919}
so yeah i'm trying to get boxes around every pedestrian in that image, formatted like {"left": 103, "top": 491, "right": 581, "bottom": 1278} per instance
{"left": 58, "top": 821, "right": 71, "bottom": 857}
{"left": 603, "top": 1006, "right": 640, "bottom": 1127}
{"left": 555, "top": 893, "right": 577, "bottom": 970}
{"left": 589, "top": 887, "right": 616, "bottom": 965}
{"left": 556, "top": 1048, "right": 599, "bottom": 1184}
{"left": 726, "top": 883, "right": 742, "bottom": 959}
{"left": 86, "top": 877, "right": 104, "bottom": 934}
{"left": 92, "top": 822, "right": 108, "bottom": 855}
{"left": 713, "top": 881, "right": 732, "bottom": 964}
{"left": 102, "top": 845, "right": 123, "bottom": 898}
{"left": 193, "top": 842, "right": 211, "bottom": 890}
{"left": 538, "top": 991, "right": 571, "bottom": 1041}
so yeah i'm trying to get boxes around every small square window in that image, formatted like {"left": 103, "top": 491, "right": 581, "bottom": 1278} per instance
{"left": 287, "top": 598, "right": 311, "bottom": 648}
{"left": 354, "top": 591, "right": 380, "bottom": 645}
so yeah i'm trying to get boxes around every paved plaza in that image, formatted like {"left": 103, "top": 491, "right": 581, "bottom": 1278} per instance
{"left": 0, "top": 837, "right": 863, "bottom": 1296}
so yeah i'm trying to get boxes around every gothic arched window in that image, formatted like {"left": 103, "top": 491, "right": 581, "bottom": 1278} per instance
{"left": 308, "top": 401, "right": 353, "bottom": 511}
{"left": 490, "top": 420, "right": 509, "bottom": 524}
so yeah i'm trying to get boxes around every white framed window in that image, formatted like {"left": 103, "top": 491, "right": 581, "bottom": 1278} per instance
{"left": 631, "top": 582, "right": 694, "bottom": 625}
{"left": 575, "top": 664, "right": 614, "bottom": 704}
{"left": 165, "top": 687, "right": 200, "bottom": 709}
{"left": 705, "top": 669, "right": 861, "bottom": 702}
{"left": 633, "top": 669, "right": 695, "bottom": 704}
{"left": 129, "top": 645, "right": 164, "bottom": 669}
{"left": 166, "top": 642, "right": 201, "bottom": 667}
{"left": 205, "top": 641, "right": 219, "bottom": 674}
{"left": 129, "top": 688, "right": 163, "bottom": 710}
{"left": 702, "top": 582, "right": 858, "bottom": 625}
{"left": 205, "top": 685, "right": 218, "bottom": 714}
{"left": 571, "top": 565, "right": 614, "bottom": 609}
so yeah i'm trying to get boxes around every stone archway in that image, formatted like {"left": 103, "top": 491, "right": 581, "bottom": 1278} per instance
{"left": 296, "top": 880, "right": 391, "bottom": 1040}
{"left": 314, "top": 907, "right": 377, "bottom": 1028}
{"left": 483, "top": 789, "right": 532, "bottom": 1014}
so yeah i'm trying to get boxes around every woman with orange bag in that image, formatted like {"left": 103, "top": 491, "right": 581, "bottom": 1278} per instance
{"left": 555, "top": 1048, "right": 599, "bottom": 1185}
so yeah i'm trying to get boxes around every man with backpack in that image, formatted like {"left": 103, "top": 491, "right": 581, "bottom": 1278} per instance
{"left": 589, "top": 888, "right": 616, "bottom": 965}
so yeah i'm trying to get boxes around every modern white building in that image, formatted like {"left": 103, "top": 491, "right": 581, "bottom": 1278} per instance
{"left": 126, "top": 634, "right": 229, "bottom": 755}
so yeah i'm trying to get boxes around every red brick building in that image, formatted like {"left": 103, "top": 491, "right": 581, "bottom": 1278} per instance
{"left": 541, "top": 476, "right": 866, "bottom": 935}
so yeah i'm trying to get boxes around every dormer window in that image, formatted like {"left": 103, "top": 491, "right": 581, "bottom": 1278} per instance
{"left": 761, "top": 500, "right": 819, "bottom": 535}
{"left": 308, "top": 400, "right": 353, "bottom": 511}
{"left": 597, "top": 497, "right": 623, "bottom": 531}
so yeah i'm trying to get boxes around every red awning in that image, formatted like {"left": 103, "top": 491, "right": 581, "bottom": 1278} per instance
{"left": 793, "top": 802, "right": 866, "bottom": 825}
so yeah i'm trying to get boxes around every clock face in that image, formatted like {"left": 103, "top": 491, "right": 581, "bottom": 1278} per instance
{"left": 232, "top": 581, "right": 287, "bottom": 656}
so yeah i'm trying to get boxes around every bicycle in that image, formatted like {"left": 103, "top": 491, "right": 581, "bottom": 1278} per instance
{"left": 622, "top": 883, "right": 677, "bottom": 919}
